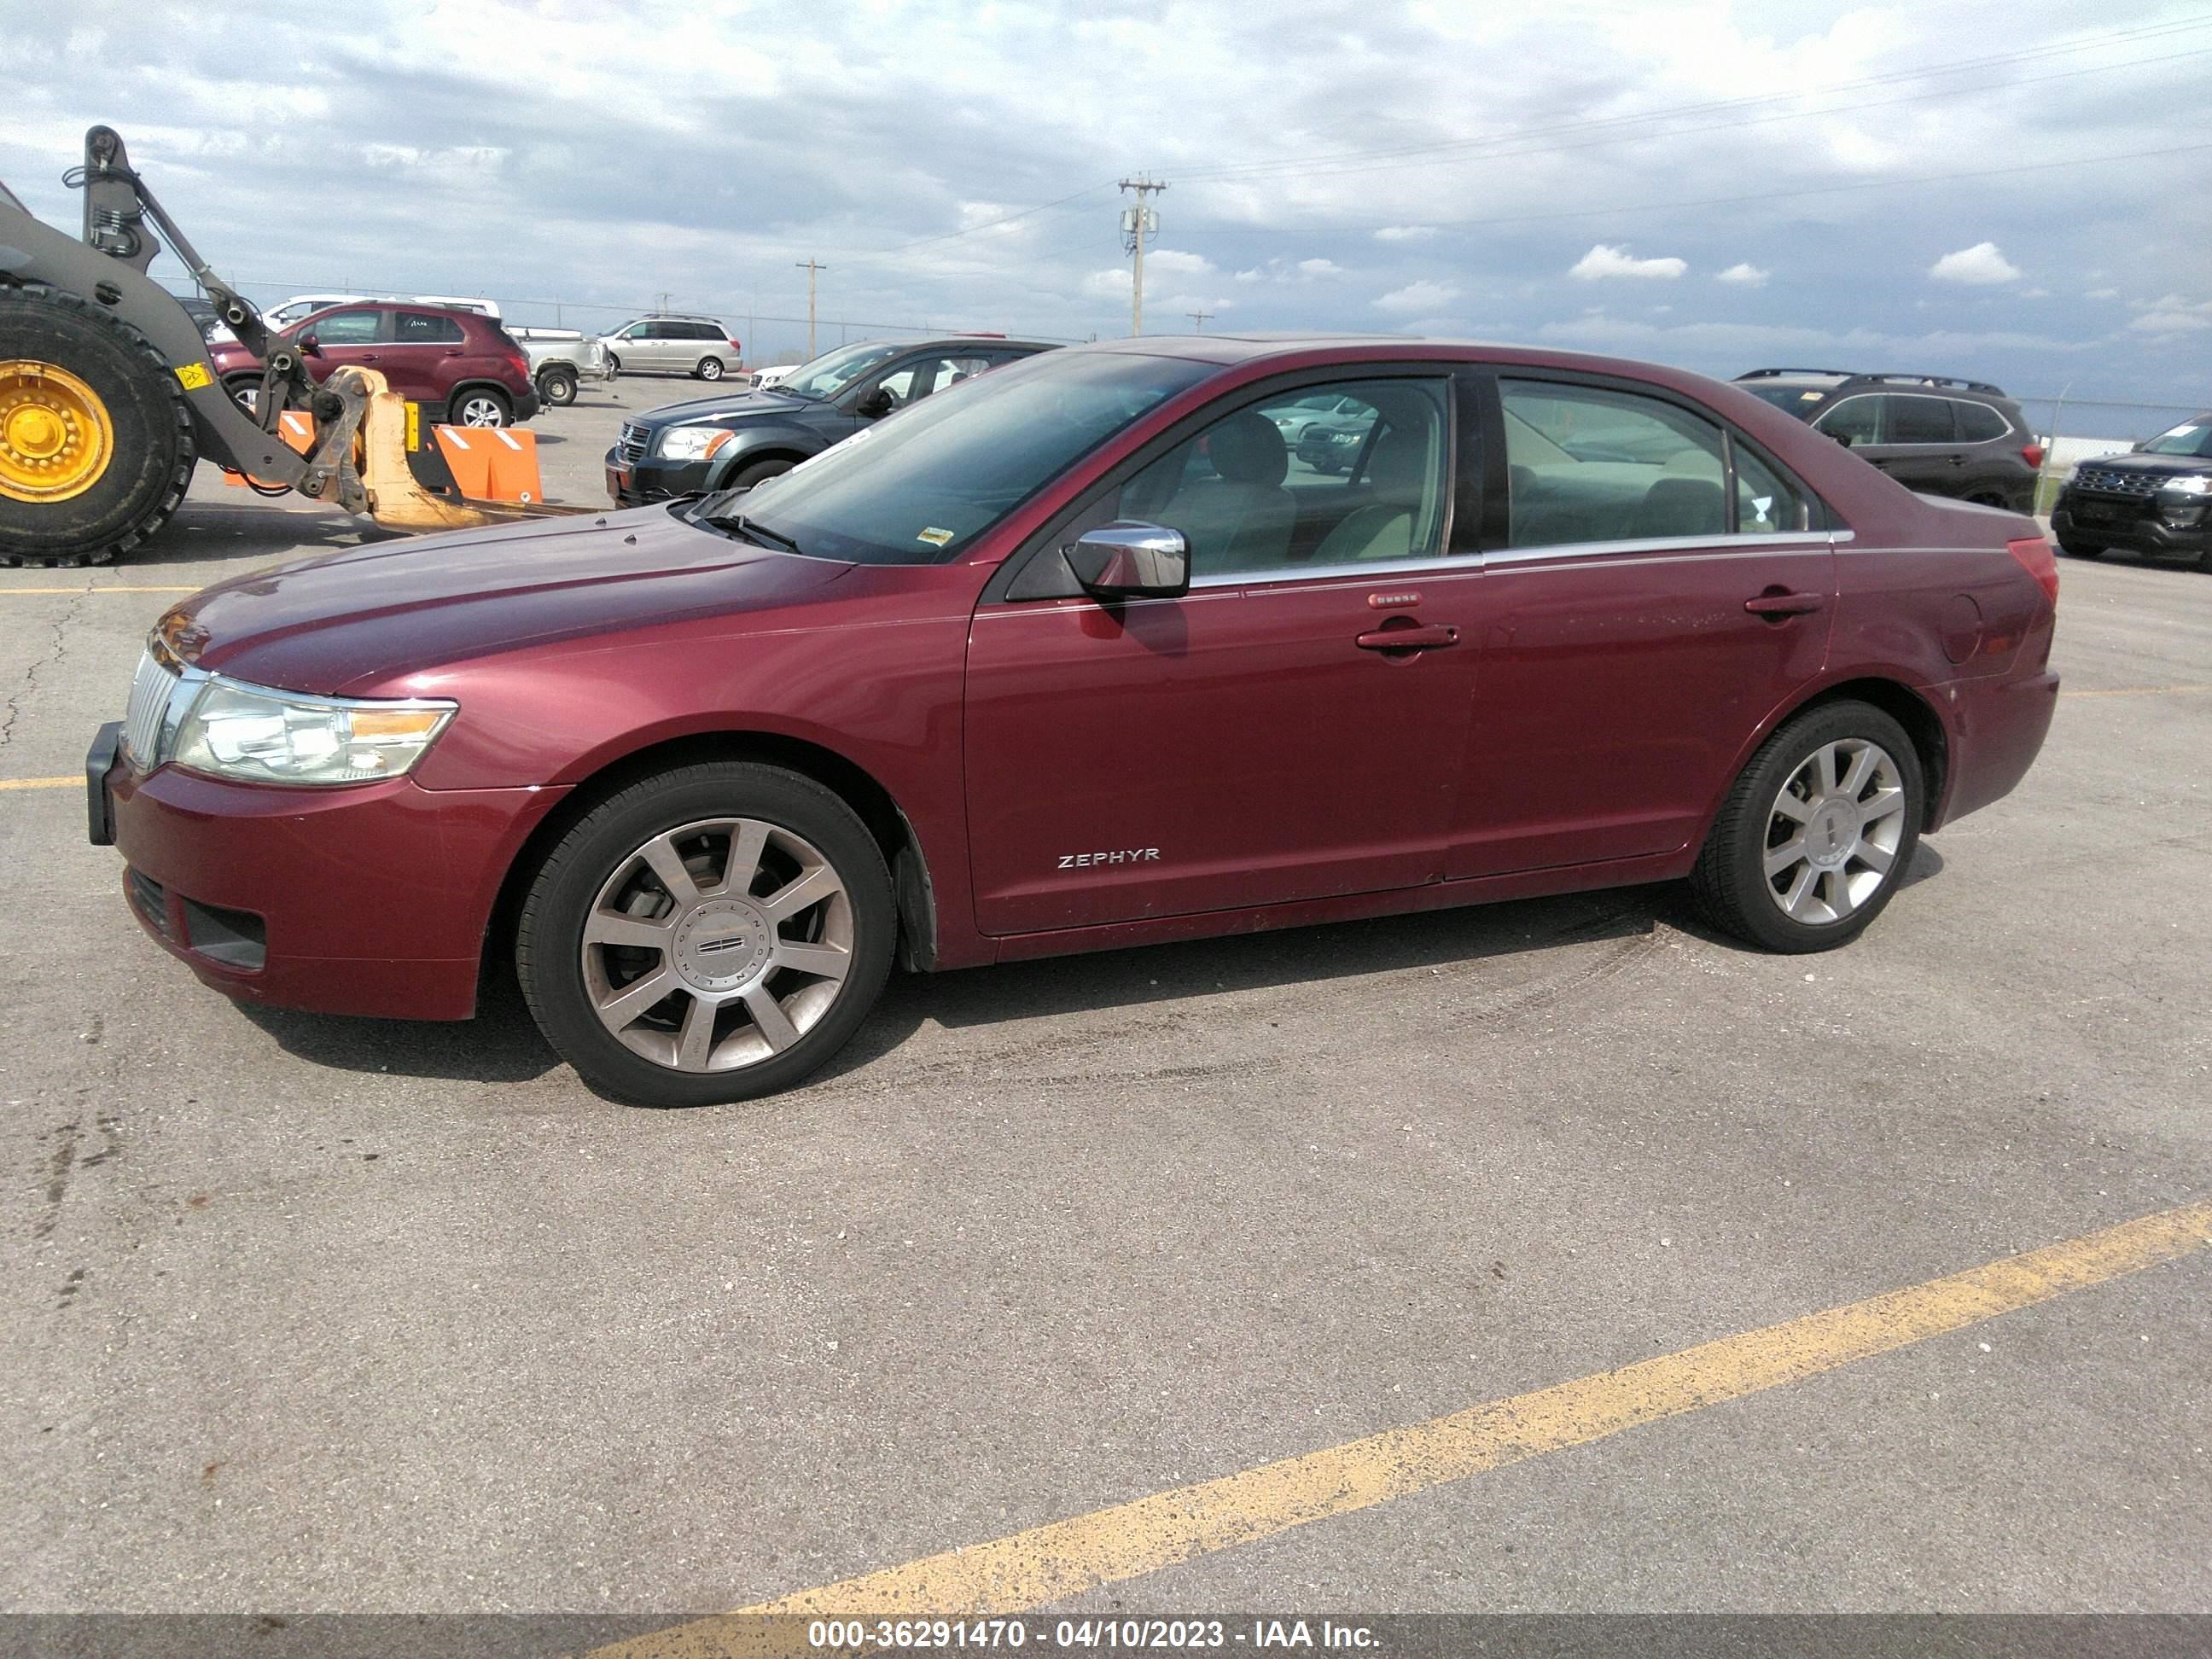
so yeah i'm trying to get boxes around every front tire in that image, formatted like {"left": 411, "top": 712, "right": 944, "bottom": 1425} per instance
{"left": 1691, "top": 700, "right": 1924, "bottom": 954}
{"left": 0, "top": 287, "right": 196, "bottom": 568}
{"left": 516, "top": 762, "right": 895, "bottom": 1106}
{"left": 2058, "top": 539, "right": 2103, "bottom": 559}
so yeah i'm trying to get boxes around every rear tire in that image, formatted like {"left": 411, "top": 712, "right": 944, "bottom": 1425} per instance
{"left": 449, "top": 387, "right": 511, "bottom": 428}
{"left": 537, "top": 366, "right": 578, "bottom": 407}
{"left": 1691, "top": 700, "right": 1924, "bottom": 954}
{"left": 696, "top": 357, "right": 726, "bottom": 381}
{"left": 0, "top": 287, "right": 195, "bottom": 568}
{"left": 516, "top": 761, "right": 895, "bottom": 1107}
{"left": 605, "top": 351, "right": 622, "bottom": 375}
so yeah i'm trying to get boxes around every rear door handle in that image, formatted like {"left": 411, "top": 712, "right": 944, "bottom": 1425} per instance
{"left": 1356, "top": 623, "right": 1458, "bottom": 651}
{"left": 1744, "top": 591, "right": 1825, "bottom": 617}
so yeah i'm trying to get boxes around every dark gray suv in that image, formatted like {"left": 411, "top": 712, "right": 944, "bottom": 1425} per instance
{"left": 1735, "top": 370, "right": 2041, "bottom": 514}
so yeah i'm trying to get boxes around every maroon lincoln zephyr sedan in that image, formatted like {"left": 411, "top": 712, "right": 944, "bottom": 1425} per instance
{"left": 87, "top": 335, "right": 2060, "bottom": 1106}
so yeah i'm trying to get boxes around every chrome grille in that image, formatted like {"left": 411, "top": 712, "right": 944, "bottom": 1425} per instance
{"left": 2073, "top": 467, "right": 2160, "bottom": 498}
{"left": 618, "top": 420, "right": 651, "bottom": 465}
{"left": 122, "top": 648, "right": 179, "bottom": 769}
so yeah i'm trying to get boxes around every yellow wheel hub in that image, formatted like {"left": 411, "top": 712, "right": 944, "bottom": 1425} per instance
{"left": 0, "top": 361, "right": 114, "bottom": 504}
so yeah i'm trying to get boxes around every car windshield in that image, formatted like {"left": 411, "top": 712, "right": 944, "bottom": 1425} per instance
{"left": 684, "top": 350, "right": 1215, "bottom": 565}
{"left": 1738, "top": 383, "right": 1834, "bottom": 415}
{"left": 2139, "top": 419, "right": 2212, "bottom": 459}
{"left": 777, "top": 341, "right": 905, "bottom": 401}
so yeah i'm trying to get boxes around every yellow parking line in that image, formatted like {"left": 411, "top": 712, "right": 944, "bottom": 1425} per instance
{"left": 2061, "top": 684, "right": 2212, "bottom": 699}
{"left": 594, "top": 1202, "right": 2212, "bottom": 1653}
{"left": 0, "top": 777, "right": 78, "bottom": 792}
{"left": 0, "top": 585, "right": 195, "bottom": 594}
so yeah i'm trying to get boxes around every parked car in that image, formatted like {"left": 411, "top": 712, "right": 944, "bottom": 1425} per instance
{"left": 1270, "top": 390, "right": 1370, "bottom": 446}
{"left": 749, "top": 363, "right": 797, "bottom": 390}
{"left": 507, "top": 325, "right": 614, "bottom": 407}
{"left": 606, "top": 335, "right": 1054, "bottom": 504}
{"left": 2051, "top": 412, "right": 2212, "bottom": 568}
{"left": 602, "top": 315, "right": 744, "bottom": 381}
{"left": 89, "top": 335, "right": 2060, "bottom": 1107}
{"left": 207, "top": 302, "right": 539, "bottom": 428}
{"left": 260, "top": 293, "right": 502, "bottom": 329}
{"left": 1734, "top": 370, "right": 2042, "bottom": 513}
{"left": 170, "top": 294, "right": 225, "bottom": 341}
{"left": 1295, "top": 405, "right": 1377, "bottom": 473}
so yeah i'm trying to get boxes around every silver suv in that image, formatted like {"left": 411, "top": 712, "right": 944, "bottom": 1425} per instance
{"left": 603, "top": 315, "right": 742, "bottom": 381}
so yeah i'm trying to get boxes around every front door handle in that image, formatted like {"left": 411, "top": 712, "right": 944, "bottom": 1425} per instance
{"left": 1356, "top": 623, "right": 1458, "bottom": 652}
{"left": 1946, "top": 454, "right": 1967, "bottom": 467}
{"left": 1744, "top": 591, "right": 1825, "bottom": 617}
{"left": 357, "top": 352, "right": 379, "bottom": 363}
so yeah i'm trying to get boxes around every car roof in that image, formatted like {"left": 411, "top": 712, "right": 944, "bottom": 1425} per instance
{"left": 1736, "top": 368, "right": 2011, "bottom": 399}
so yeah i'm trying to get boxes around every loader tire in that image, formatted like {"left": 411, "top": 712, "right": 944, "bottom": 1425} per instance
{"left": 0, "top": 286, "right": 195, "bottom": 568}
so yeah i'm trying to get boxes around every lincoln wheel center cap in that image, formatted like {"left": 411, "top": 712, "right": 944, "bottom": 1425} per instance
{"left": 674, "top": 899, "right": 772, "bottom": 992}
{"left": 1807, "top": 797, "right": 1861, "bottom": 867}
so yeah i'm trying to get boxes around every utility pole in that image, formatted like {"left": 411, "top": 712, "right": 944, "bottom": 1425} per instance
{"left": 1185, "top": 310, "right": 1212, "bottom": 332}
{"left": 1117, "top": 175, "right": 1167, "bottom": 336}
{"left": 656, "top": 290, "right": 672, "bottom": 312}
{"left": 795, "top": 259, "right": 826, "bottom": 358}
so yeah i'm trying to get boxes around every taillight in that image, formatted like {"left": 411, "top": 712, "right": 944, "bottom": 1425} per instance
{"left": 727, "top": 338, "right": 742, "bottom": 353}
{"left": 2008, "top": 535, "right": 2058, "bottom": 606}
{"left": 2021, "top": 442, "right": 2045, "bottom": 470}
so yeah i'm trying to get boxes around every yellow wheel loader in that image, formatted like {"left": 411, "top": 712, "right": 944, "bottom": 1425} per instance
{"left": 0, "top": 126, "right": 573, "bottom": 568}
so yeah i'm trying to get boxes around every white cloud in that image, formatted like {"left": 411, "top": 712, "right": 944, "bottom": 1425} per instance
{"left": 2084, "top": 288, "right": 2121, "bottom": 301}
{"left": 1374, "top": 279, "right": 1461, "bottom": 315}
{"left": 1233, "top": 268, "right": 1265, "bottom": 284}
{"left": 2128, "top": 295, "right": 2212, "bottom": 335}
{"left": 1142, "top": 247, "right": 1214, "bottom": 279}
{"left": 1296, "top": 257, "right": 1343, "bottom": 279}
{"left": 1569, "top": 244, "right": 1687, "bottom": 281}
{"left": 1929, "top": 242, "right": 2022, "bottom": 284}
{"left": 1375, "top": 225, "right": 1435, "bottom": 244}
{"left": 1715, "top": 262, "right": 1769, "bottom": 287}
{"left": 1080, "top": 268, "right": 1132, "bottom": 300}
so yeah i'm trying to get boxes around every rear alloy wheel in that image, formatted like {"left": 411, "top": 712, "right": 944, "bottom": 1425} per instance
{"left": 696, "top": 357, "right": 726, "bottom": 381}
{"left": 450, "top": 388, "right": 511, "bottom": 428}
{"left": 1691, "top": 701, "right": 1924, "bottom": 953}
{"left": 517, "top": 762, "right": 894, "bottom": 1106}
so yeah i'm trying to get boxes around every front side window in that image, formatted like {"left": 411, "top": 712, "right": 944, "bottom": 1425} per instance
{"left": 1813, "top": 395, "right": 1880, "bottom": 446}
{"left": 299, "top": 309, "right": 382, "bottom": 345}
{"left": 780, "top": 341, "right": 905, "bottom": 401}
{"left": 1503, "top": 379, "right": 1727, "bottom": 547}
{"left": 1097, "top": 378, "right": 1448, "bottom": 578}
{"left": 1887, "top": 395, "right": 1957, "bottom": 445}
{"left": 394, "top": 311, "right": 465, "bottom": 345}
{"left": 684, "top": 350, "right": 1214, "bottom": 565}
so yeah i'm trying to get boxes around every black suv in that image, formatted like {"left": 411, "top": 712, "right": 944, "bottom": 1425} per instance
{"left": 1734, "top": 370, "right": 2040, "bottom": 513}
{"left": 2052, "top": 413, "right": 2212, "bottom": 568}
{"left": 605, "top": 335, "right": 1055, "bottom": 505}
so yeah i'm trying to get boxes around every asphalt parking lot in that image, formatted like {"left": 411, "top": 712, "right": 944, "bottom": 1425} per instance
{"left": 3, "top": 385, "right": 2209, "bottom": 1627}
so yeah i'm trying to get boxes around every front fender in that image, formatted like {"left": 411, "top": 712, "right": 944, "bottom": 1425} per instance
{"left": 701, "top": 425, "right": 823, "bottom": 489}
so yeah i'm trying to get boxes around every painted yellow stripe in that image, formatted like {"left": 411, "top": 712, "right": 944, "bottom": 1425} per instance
{"left": 0, "top": 777, "right": 78, "bottom": 792}
{"left": 594, "top": 1202, "right": 2212, "bottom": 1656}
{"left": 2062, "top": 683, "right": 2212, "bottom": 699}
{"left": 0, "top": 585, "right": 195, "bottom": 594}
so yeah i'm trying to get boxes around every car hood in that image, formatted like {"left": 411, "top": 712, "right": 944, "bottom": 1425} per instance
{"left": 168, "top": 505, "right": 855, "bottom": 696}
{"left": 632, "top": 387, "right": 818, "bottom": 428}
{"left": 2072, "top": 451, "right": 2212, "bottom": 480}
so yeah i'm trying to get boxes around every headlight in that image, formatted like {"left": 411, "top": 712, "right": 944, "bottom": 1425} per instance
{"left": 2157, "top": 474, "right": 2209, "bottom": 497}
{"left": 657, "top": 425, "right": 736, "bottom": 461}
{"left": 171, "top": 678, "right": 456, "bottom": 786}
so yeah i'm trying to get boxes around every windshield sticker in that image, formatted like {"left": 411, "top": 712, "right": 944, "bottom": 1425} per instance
{"left": 916, "top": 527, "right": 955, "bottom": 547}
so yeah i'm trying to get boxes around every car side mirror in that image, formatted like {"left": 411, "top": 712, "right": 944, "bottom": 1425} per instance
{"left": 856, "top": 386, "right": 896, "bottom": 418}
{"left": 297, "top": 333, "right": 323, "bottom": 358}
{"left": 1063, "top": 522, "right": 1190, "bottom": 602}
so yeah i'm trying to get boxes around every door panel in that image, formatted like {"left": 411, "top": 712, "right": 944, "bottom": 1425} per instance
{"left": 964, "top": 572, "right": 1481, "bottom": 934}
{"left": 1449, "top": 538, "right": 1834, "bottom": 876}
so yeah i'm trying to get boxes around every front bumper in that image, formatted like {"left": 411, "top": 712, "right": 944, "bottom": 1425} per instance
{"left": 89, "top": 736, "right": 568, "bottom": 1021}
{"left": 603, "top": 446, "right": 713, "bottom": 506}
{"left": 2053, "top": 496, "right": 2211, "bottom": 560}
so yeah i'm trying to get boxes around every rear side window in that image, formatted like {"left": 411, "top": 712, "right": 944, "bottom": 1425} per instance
{"left": 395, "top": 311, "right": 465, "bottom": 344}
{"left": 1953, "top": 401, "right": 2011, "bottom": 442}
{"left": 1887, "top": 395, "right": 1957, "bottom": 444}
{"left": 1504, "top": 380, "right": 1726, "bottom": 546}
{"left": 690, "top": 323, "right": 724, "bottom": 341}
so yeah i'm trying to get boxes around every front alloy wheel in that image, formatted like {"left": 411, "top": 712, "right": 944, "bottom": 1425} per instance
{"left": 518, "top": 762, "right": 894, "bottom": 1105}
{"left": 1691, "top": 700, "right": 1924, "bottom": 953}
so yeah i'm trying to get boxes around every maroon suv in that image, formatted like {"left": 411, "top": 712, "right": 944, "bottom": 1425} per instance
{"left": 208, "top": 301, "right": 540, "bottom": 428}
{"left": 87, "top": 335, "right": 2060, "bottom": 1106}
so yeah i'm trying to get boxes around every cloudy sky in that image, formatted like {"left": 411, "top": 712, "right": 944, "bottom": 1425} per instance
{"left": 6, "top": 0, "right": 2209, "bottom": 428}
